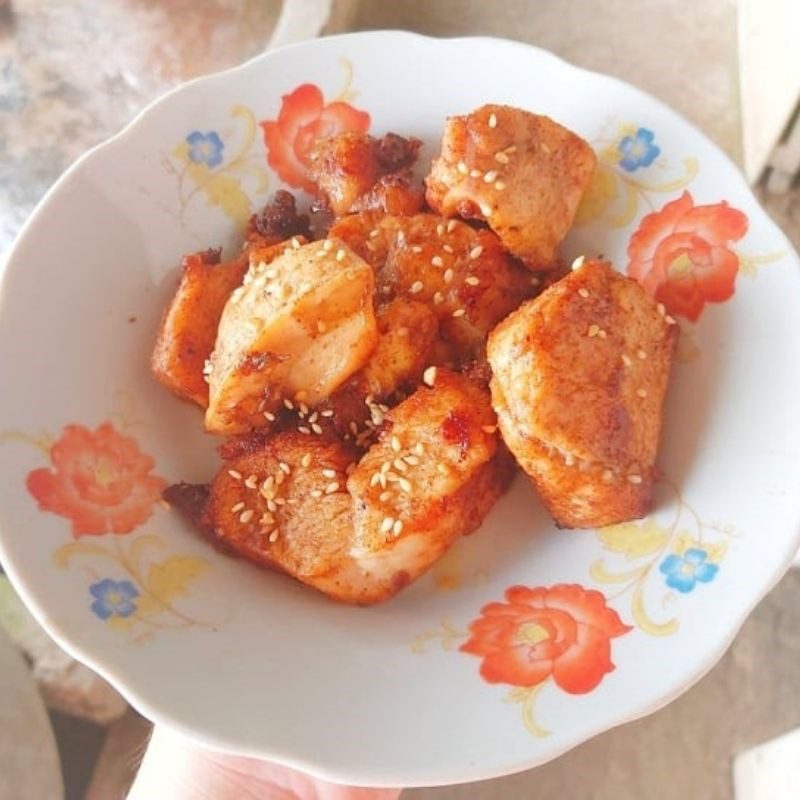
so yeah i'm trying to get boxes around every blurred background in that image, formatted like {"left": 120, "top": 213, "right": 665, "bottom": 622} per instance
{"left": 1, "top": 1, "right": 798, "bottom": 797}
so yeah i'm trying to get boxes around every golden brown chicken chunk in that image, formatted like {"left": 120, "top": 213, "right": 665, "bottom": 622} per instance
{"left": 206, "top": 238, "right": 378, "bottom": 435}
{"left": 152, "top": 243, "right": 285, "bottom": 408}
{"left": 425, "top": 104, "right": 596, "bottom": 269}
{"left": 168, "top": 370, "right": 511, "bottom": 605}
{"left": 308, "top": 132, "right": 424, "bottom": 217}
{"left": 330, "top": 212, "right": 535, "bottom": 357}
{"left": 487, "top": 259, "right": 678, "bottom": 528}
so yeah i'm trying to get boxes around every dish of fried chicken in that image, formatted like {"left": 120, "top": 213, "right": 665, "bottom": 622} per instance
{"left": 152, "top": 104, "right": 677, "bottom": 605}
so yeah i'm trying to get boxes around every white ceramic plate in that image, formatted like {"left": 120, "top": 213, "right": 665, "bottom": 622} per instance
{"left": 1, "top": 32, "right": 799, "bottom": 787}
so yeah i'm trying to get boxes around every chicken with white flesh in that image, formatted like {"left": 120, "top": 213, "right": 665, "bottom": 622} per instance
{"left": 167, "top": 369, "right": 512, "bottom": 604}
{"left": 205, "top": 237, "right": 378, "bottom": 435}
{"left": 425, "top": 104, "right": 597, "bottom": 269}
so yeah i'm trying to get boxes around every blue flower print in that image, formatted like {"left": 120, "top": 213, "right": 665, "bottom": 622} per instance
{"left": 186, "top": 131, "right": 224, "bottom": 169}
{"left": 89, "top": 578, "right": 139, "bottom": 620}
{"left": 659, "top": 548, "right": 719, "bottom": 594}
{"left": 617, "top": 127, "right": 660, "bottom": 172}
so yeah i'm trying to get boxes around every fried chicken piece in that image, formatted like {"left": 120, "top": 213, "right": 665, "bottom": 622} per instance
{"left": 247, "top": 190, "right": 311, "bottom": 245}
{"left": 153, "top": 241, "right": 289, "bottom": 408}
{"left": 425, "top": 104, "right": 596, "bottom": 269}
{"left": 330, "top": 212, "right": 535, "bottom": 357}
{"left": 206, "top": 238, "right": 377, "bottom": 435}
{"left": 319, "top": 297, "right": 440, "bottom": 439}
{"left": 487, "top": 259, "right": 678, "bottom": 528}
{"left": 308, "top": 132, "right": 424, "bottom": 216}
{"left": 170, "top": 371, "right": 511, "bottom": 605}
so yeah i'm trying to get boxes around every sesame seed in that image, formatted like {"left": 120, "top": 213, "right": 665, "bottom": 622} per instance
{"left": 541, "top": 142, "right": 552, "bottom": 154}
{"left": 572, "top": 255, "right": 586, "bottom": 270}
{"left": 381, "top": 517, "right": 394, "bottom": 534}
{"left": 349, "top": 421, "right": 358, "bottom": 435}
{"left": 322, "top": 468, "right": 336, "bottom": 478}
{"left": 291, "top": 237, "right": 301, "bottom": 249}
{"left": 317, "top": 321, "right": 327, "bottom": 334}
{"left": 488, "top": 112, "right": 497, "bottom": 128}
{"left": 244, "top": 475, "right": 258, "bottom": 489}
{"left": 465, "top": 276, "right": 480, "bottom": 286}
{"left": 298, "top": 426, "right": 311, "bottom": 435}
{"left": 231, "top": 502, "right": 245, "bottom": 513}
{"left": 436, "top": 223, "right": 445, "bottom": 236}
{"left": 203, "top": 358, "right": 213, "bottom": 375}
{"left": 452, "top": 309, "right": 466, "bottom": 318}
{"left": 267, "top": 499, "right": 278, "bottom": 512}
{"left": 637, "top": 349, "right": 647, "bottom": 360}
{"left": 398, "top": 477, "right": 412, "bottom": 493}
{"left": 482, "top": 425, "right": 497, "bottom": 434}
{"left": 269, "top": 530, "right": 279, "bottom": 543}
{"left": 239, "top": 509, "right": 254, "bottom": 524}
{"left": 404, "top": 455, "right": 420, "bottom": 465}
{"left": 431, "top": 255, "right": 444, "bottom": 267}
{"left": 495, "top": 151, "right": 510, "bottom": 164}
{"left": 414, "top": 443, "right": 425, "bottom": 456}
{"left": 483, "top": 170, "right": 498, "bottom": 183}
{"left": 437, "top": 464, "right": 448, "bottom": 475}
{"left": 308, "top": 411, "right": 318, "bottom": 423}
{"left": 433, "top": 291, "right": 444, "bottom": 305}
{"left": 274, "top": 497, "right": 286, "bottom": 506}
{"left": 505, "top": 145, "right": 517, "bottom": 154}
{"left": 565, "top": 454, "right": 575, "bottom": 466}
{"left": 480, "top": 202, "right": 493, "bottom": 217}
{"left": 379, "top": 473, "right": 387, "bottom": 488}
{"left": 494, "top": 181, "right": 506, "bottom": 190}
{"left": 657, "top": 303, "right": 666, "bottom": 316}
{"left": 636, "top": 388, "right": 648, "bottom": 398}
{"left": 260, "top": 512, "right": 274, "bottom": 525}
{"left": 628, "top": 474, "right": 643, "bottom": 484}
{"left": 264, "top": 268, "right": 278, "bottom": 279}
{"left": 665, "top": 315, "right": 677, "bottom": 325}
{"left": 411, "top": 245, "right": 422, "bottom": 253}
{"left": 602, "top": 469, "right": 613, "bottom": 482}
{"left": 443, "top": 268, "right": 454, "bottom": 284}
{"left": 324, "top": 481, "right": 340, "bottom": 494}
{"left": 323, "top": 239, "right": 333, "bottom": 252}
{"left": 447, "top": 220, "right": 458, "bottom": 232}
{"left": 587, "top": 324, "right": 600, "bottom": 338}
{"left": 391, "top": 436, "right": 401, "bottom": 452}
{"left": 336, "top": 249, "right": 346, "bottom": 262}
{"left": 380, "top": 461, "right": 391, "bottom": 474}
{"left": 394, "top": 458, "right": 408, "bottom": 472}
{"left": 275, "top": 471, "right": 285, "bottom": 486}
{"left": 443, "top": 244, "right": 454, "bottom": 253}
{"left": 457, "top": 161, "right": 468, "bottom": 175}
{"left": 578, "top": 288, "right": 590, "bottom": 298}
{"left": 310, "top": 489, "right": 323, "bottom": 498}
{"left": 598, "top": 329, "right": 607, "bottom": 339}
{"left": 311, "top": 423, "right": 323, "bottom": 435}
{"left": 470, "top": 246, "right": 483, "bottom": 260}
{"left": 321, "top": 409, "right": 334, "bottom": 417}
{"left": 370, "top": 228, "right": 380, "bottom": 238}
{"left": 279, "top": 462, "right": 291, "bottom": 474}
{"left": 228, "top": 470, "right": 242, "bottom": 480}
{"left": 470, "top": 169, "right": 482, "bottom": 178}
{"left": 379, "top": 490, "right": 391, "bottom": 502}
{"left": 299, "top": 281, "right": 312, "bottom": 293}
{"left": 393, "top": 519, "right": 404, "bottom": 536}
{"left": 315, "top": 249, "right": 326, "bottom": 258}
{"left": 410, "top": 280, "right": 424, "bottom": 294}
{"left": 621, "top": 354, "right": 632, "bottom": 367}
{"left": 370, "top": 473, "right": 382, "bottom": 487}
{"left": 423, "top": 366, "right": 437, "bottom": 387}
{"left": 301, "top": 453, "right": 312, "bottom": 468}
{"left": 283, "top": 399, "right": 294, "bottom": 410}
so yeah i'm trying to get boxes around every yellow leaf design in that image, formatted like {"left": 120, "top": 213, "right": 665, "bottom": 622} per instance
{"left": 575, "top": 164, "right": 618, "bottom": 225}
{"left": 146, "top": 556, "right": 208, "bottom": 604}
{"left": 201, "top": 173, "right": 252, "bottom": 226}
{"left": 590, "top": 559, "right": 647, "bottom": 584}
{"left": 632, "top": 582, "right": 678, "bottom": 636}
{"left": 53, "top": 541, "right": 117, "bottom": 569}
{"left": 133, "top": 594, "right": 166, "bottom": 619}
{"left": 597, "top": 518, "right": 670, "bottom": 560}
{"left": 107, "top": 616, "right": 135, "bottom": 633}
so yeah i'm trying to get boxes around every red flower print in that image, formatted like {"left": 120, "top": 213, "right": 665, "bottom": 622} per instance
{"left": 627, "top": 191, "right": 748, "bottom": 321}
{"left": 260, "top": 83, "right": 370, "bottom": 194}
{"left": 26, "top": 422, "right": 166, "bottom": 537}
{"left": 461, "top": 584, "right": 630, "bottom": 694}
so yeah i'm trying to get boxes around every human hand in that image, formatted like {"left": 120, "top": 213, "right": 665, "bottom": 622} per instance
{"left": 128, "top": 726, "right": 402, "bottom": 800}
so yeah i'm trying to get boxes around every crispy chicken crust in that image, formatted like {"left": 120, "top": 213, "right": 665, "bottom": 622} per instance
{"left": 170, "top": 370, "right": 511, "bottom": 604}
{"left": 308, "top": 132, "right": 424, "bottom": 217}
{"left": 487, "top": 259, "right": 678, "bottom": 528}
{"left": 425, "top": 104, "right": 596, "bottom": 269}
